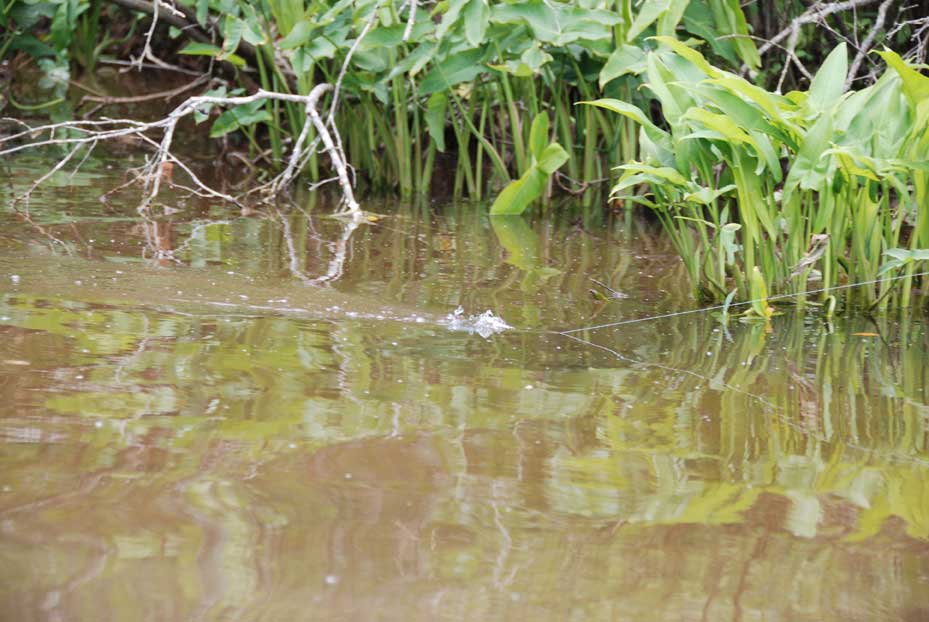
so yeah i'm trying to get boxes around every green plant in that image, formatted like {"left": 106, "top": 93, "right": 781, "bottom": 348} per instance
{"left": 585, "top": 39, "right": 929, "bottom": 309}
{"left": 489, "top": 112, "right": 568, "bottom": 215}
{"left": 132, "top": 0, "right": 761, "bottom": 201}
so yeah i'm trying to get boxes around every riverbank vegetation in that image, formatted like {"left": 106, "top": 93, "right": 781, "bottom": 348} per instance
{"left": 587, "top": 39, "right": 929, "bottom": 309}
{"left": 2, "top": 0, "right": 929, "bottom": 307}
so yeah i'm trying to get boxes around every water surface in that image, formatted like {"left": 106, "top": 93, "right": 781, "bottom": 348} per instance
{"left": 1, "top": 154, "right": 928, "bottom": 621}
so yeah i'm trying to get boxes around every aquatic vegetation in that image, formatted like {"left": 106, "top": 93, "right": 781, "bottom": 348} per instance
{"left": 259, "top": 0, "right": 761, "bottom": 200}
{"left": 586, "top": 40, "right": 929, "bottom": 308}
{"left": 3, "top": 0, "right": 762, "bottom": 203}
{"left": 489, "top": 112, "right": 568, "bottom": 215}
{"left": 5, "top": 0, "right": 929, "bottom": 294}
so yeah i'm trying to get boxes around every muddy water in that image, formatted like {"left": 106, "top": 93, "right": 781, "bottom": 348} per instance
{"left": 1, "top": 154, "right": 929, "bottom": 621}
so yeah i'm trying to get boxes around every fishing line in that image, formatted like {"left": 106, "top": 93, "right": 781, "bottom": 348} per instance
{"left": 552, "top": 294, "right": 929, "bottom": 468}
{"left": 559, "top": 269, "right": 929, "bottom": 335}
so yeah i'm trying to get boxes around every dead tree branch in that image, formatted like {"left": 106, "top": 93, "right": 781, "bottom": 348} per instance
{"left": 756, "top": 0, "right": 884, "bottom": 59}
{"left": 0, "top": 86, "right": 362, "bottom": 216}
{"left": 845, "top": 0, "right": 895, "bottom": 88}
{"left": 745, "top": 0, "right": 891, "bottom": 86}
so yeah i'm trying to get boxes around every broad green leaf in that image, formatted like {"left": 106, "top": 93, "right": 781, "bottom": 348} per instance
{"left": 878, "top": 249, "right": 929, "bottom": 275}
{"left": 221, "top": 16, "right": 245, "bottom": 58}
{"left": 582, "top": 98, "right": 647, "bottom": 129}
{"left": 279, "top": 21, "right": 313, "bottom": 50}
{"left": 240, "top": 6, "right": 267, "bottom": 45}
{"left": 491, "top": 2, "right": 559, "bottom": 42}
{"left": 785, "top": 114, "right": 834, "bottom": 196}
{"left": 655, "top": 0, "right": 688, "bottom": 35}
{"left": 362, "top": 26, "right": 407, "bottom": 49}
{"left": 807, "top": 43, "right": 847, "bottom": 114}
{"left": 489, "top": 139, "right": 567, "bottom": 215}
{"left": 750, "top": 131, "right": 782, "bottom": 181}
{"left": 179, "top": 42, "right": 246, "bottom": 67}
{"left": 580, "top": 98, "right": 673, "bottom": 154}
{"left": 536, "top": 143, "right": 569, "bottom": 175}
{"left": 436, "top": 0, "right": 469, "bottom": 39}
{"left": 9, "top": 1, "right": 56, "bottom": 31}
{"left": 491, "top": 2, "right": 619, "bottom": 44}
{"left": 645, "top": 50, "right": 688, "bottom": 124}
{"left": 619, "top": 163, "right": 690, "bottom": 186}
{"left": 682, "top": 0, "right": 740, "bottom": 66}
{"left": 50, "top": 0, "right": 78, "bottom": 50}
{"left": 463, "top": 0, "right": 490, "bottom": 47}
{"left": 306, "top": 37, "right": 337, "bottom": 61}
{"left": 419, "top": 48, "right": 488, "bottom": 95}
{"left": 490, "top": 168, "right": 548, "bottom": 215}
{"left": 363, "top": 17, "right": 432, "bottom": 48}
{"left": 179, "top": 42, "right": 224, "bottom": 56}
{"left": 8, "top": 35, "right": 57, "bottom": 58}
{"left": 709, "top": 0, "right": 760, "bottom": 70}
{"left": 352, "top": 50, "right": 388, "bottom": 73}
{"left": 386, "top": 41, "right": 436, "bottom": 80}
{"left": 528, "top": 112, "right": 550, "bottom": 162}
{"left": 697, "top": 85, "right": 795, "bottom": 151}
{"left": 196, "top": 0, "right": 208, "bottom": 26}
{"left": 425, "top": 93, "right": 447, "bottom": 152}
{"left": 599, "top": 45, "right": 647, "bottom": 88}
{"left": 210, "top": 101, "right": 271, "bottom": 138}
{"left": 652, "top": 36, "right": 720, "bottom": 78}
{"left": 683, "top": 108, "right": 754, "bottom": 146}
{"left": 877, "top": 50, "right": 929, "bottom": 106}
{"left": 489, "top": 45, "right": 554, "bottom": 77}
{"left": 707, "top": 76, "right": 791, "bottom": 126}
{"left": 685, "top": 184, "right": 736, "bottom": 204}
{"left": 626, "top": 0, "right": 671, "bottom": 42}
{"left": 521, "top": 44, "right": 553, "bottom": 73}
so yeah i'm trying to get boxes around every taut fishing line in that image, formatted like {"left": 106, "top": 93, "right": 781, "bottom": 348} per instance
{"left": 558, "top": 269, "right": 929, "bottom": 335}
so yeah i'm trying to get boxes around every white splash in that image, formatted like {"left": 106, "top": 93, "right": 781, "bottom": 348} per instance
{"left": 444, "top": 306, "right": 511, "bottom": 338}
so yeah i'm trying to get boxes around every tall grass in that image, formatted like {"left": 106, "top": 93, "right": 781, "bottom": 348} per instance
{"left": 586, "top": 39, "right": 929, "bottom": 310}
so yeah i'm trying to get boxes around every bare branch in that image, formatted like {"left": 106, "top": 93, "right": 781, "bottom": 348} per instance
{"left": 80, "top": 74, "right": 210, "bottom": 106}
{"left": 2, "top": 86, "right": 362, "bottom": 216}
{"left": 403, "top": 0, "right": 418, "bottom": 42}
{"left": 13, "top": 142, "right": 87, "bottom": 205}
{"left": 756, "top": 0, "right": 883, "bottom": 59}
{"left": 846, "top": 0, "right": 895, "bottom": 89}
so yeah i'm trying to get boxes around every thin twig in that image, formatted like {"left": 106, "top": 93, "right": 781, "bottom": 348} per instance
{"left": 13, "top": 142, "right": 86, "bottom": 205}
{"left": 80, "top": 74, "right": 210, "bottom": 105}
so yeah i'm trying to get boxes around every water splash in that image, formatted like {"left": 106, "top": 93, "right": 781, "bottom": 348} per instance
{"left": 444, "top": 306, "right": 512, "bottom": 338}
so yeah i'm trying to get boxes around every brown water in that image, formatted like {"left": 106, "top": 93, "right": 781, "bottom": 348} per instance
{"left": 1, "top": 154, "right": 929, "bottom": 621}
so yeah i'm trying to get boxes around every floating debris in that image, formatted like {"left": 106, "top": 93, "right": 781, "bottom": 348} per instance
{"left": 444, "top": 306, "right": 511, "bottom": 338}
